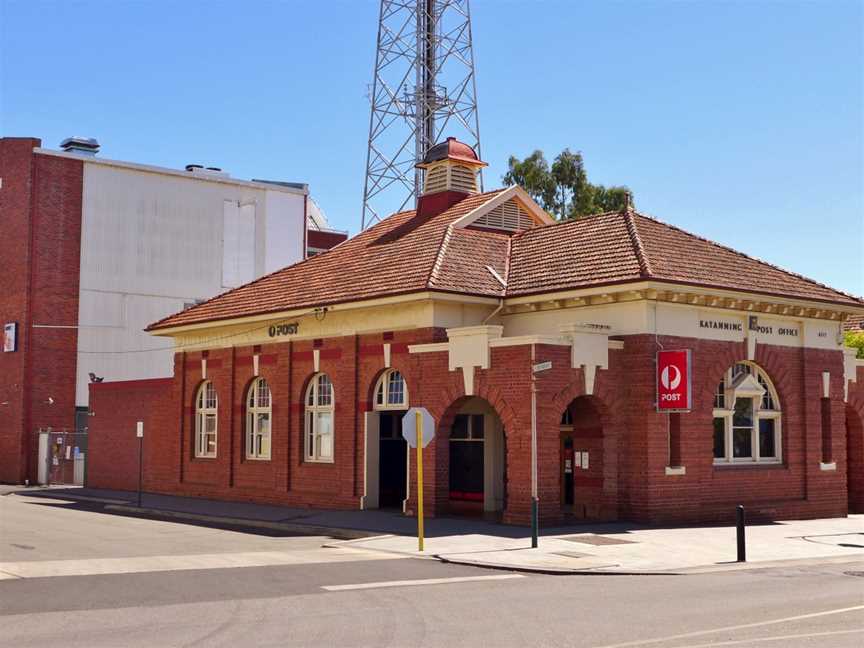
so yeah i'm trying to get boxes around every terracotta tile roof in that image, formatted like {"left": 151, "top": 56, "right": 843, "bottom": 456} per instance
{"left": 507, "top": 212, "right": 644, "bottom": 294}
{"left": 507, "top": 210, "right": 863, "bottom": 307}
{"left": 149, "top": 198, "right": 862, "bottom": 332}
{"left": 846, "top": 315, "right": 864, "bottom": 331}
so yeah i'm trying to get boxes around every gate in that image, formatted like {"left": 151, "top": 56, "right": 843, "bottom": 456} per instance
{"left": 37, "top": 428, "right": 88, "bottom": 486}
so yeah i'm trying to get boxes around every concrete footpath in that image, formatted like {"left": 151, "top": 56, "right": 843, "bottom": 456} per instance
{"left": 9, "top": 486, "right": 864, "bottom": 574}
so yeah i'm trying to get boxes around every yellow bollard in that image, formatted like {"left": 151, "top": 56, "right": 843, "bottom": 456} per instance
{"left": 416, "top": 410, "right": 424, "bottom": 552}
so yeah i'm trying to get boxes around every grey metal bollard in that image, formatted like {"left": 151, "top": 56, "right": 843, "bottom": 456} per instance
{"left": 736, "top": 505, "right": 746, "bottom": 562}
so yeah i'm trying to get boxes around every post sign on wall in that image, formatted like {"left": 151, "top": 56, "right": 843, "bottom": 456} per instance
{"left": 657, "top": 349, "right": 692, "bottom": 412}
{"left": 3, "top": 323, "right": 17, "bottom": 353}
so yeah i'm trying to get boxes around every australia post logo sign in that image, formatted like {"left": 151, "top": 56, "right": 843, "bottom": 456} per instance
{"left": 657, "top": 349, "right": 692, "bottom": 412}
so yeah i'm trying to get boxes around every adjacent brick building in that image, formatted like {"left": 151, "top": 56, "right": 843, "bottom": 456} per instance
{"left": 88, "top": 138, "right": 864, "bottom": 525}
{"left": 0, "top": 136, "right": 346, "bottom": 484}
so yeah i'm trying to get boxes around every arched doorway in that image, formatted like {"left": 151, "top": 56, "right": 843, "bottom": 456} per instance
{"left": 363, "top": 369, "right": 408, "bottom": 510}
{"left": 559, "top": 396, "right": 604, "bottom": 519}
{"left": 847, "top": 405, "right": 864, "bottom": 513}
{"left": 447, "top": 397, "right": 506, "bottom": 518}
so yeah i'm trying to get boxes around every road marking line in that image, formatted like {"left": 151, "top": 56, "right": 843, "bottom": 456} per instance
{"left": 0, "top": 548, "right": 404, "bottom": 579}
{"left": 682, "top": 628, "right": 864, "bottom": 647}
{"left": 322, "top": 574, "right": 524, "bottom": 591}
{"left": 593, "top": 604, "right": 864, "bottom": 648}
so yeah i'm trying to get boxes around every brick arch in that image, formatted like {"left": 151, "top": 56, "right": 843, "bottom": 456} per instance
{"left": 700, "top": 347, "right": 792, "bottom": 413}
{"left": 430, "top": 389, "right": 515, "bottom": 515}
{"left": 430, "top": 384, "right": 520, "bottom": 438}
{"left": 550, "top": 371, "right": 622, "bottom": 425}
{"left": 698, "top": 343, "right": 745, "bottom": 406}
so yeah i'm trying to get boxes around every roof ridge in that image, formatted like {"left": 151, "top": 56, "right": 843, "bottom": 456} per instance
{"left": 427, "top": 223, "right": 455, "bottom": 289}
{"left": 624, "top": 210, "right": 652, "bottom": 278}
{"left": 503, "top": 235, "right": 513, "bottom": 290}
{"left": 631, "top": 210, "right": 863, "bottom": 303}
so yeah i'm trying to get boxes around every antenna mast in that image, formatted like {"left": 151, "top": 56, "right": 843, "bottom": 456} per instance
{"left": 361, "top": 0, "right": 482, "bottom": 229}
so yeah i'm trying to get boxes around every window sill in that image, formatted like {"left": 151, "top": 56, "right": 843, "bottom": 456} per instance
{"left": 192, "top": 455, "right": 217, "bottom": 461}
{"left": 303, "top": 459, "right": 335, "bottom": 465}
{"left": 819, "top": 462, "right": 837, "bottom": 471}
{"left": 665, "top": 466, "right": 686, "bottom": 476}
{"left": 713, "top": 461, "right": 785, "bottom": 470}
{"left": 244, "top": 457, "right": 271, "bottom": 462}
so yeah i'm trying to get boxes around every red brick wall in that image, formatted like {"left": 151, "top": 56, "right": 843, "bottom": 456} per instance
{"left": 847, "top": 366, "right": 864, "bottom": 513}
{"left": 88, "top": 379, "right": 173, "bottom": 490}
{"left": 86, "top": 324, "right": 855, "bottom": 525}
{"left": 307, "top": 229, "right": 347, "bottom": 252}
{"left": 0, "top": 141, "right": 83, "bottom": 483}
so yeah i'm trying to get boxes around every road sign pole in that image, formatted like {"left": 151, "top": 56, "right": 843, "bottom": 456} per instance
{"left": 416, "top": 410, "right": 424, "bottom": 552}
{"left": 530, "top": 345, "right": 539, "bottom": 549}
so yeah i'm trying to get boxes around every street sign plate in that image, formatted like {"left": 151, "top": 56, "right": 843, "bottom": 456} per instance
{"left": 402, "top": 407, "right": 435, "bottom": 448}
{"left": 532, "top": 361, "right": 552, "bottom": 373}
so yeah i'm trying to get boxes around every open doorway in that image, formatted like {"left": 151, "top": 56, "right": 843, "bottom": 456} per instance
{"left": 559, "top": 396, "right": 604, "bottom": 519}
{"left": 363, "top": 369, "right": 408, "bottom": 510}
{"left": 447, "top": 397, "right": 506, "bottom": 517}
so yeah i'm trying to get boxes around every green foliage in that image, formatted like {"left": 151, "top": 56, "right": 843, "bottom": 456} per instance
{"left": 845, "top": 330, "right": 864, "bottom": 359}
{"left": 502, "top": 149, "right": 632, "bottom": 220}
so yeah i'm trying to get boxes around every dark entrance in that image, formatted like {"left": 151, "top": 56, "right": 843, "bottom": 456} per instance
{"left": 449, "top": 413, "right": 485, "bottom": 505}
{"left": 378, "top": 411, "right": 407, "bottom": 508}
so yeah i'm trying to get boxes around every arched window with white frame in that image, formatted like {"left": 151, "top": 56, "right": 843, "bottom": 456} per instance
{"left": 246, "top": 378, "right": 271, "bottom": 460}
{"left": 195, "top": 381, "right": 218, "bottom": 458}
{"left": 305, "top": 373, "right": 334, "bottom": 462}
{"left": 374, "top": 369, "right": 408, "bottom": 410}
{"left": 713, "top": 362, "right": 781, "bottom": 464}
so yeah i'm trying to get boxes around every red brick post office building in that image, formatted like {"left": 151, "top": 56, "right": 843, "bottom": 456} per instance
{"left": 88, "top": 139, "right": 864, "bottom": 525}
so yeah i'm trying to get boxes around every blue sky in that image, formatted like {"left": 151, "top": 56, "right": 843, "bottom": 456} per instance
{"left": 2, "top": 0, "right": 862, "bottom": 296}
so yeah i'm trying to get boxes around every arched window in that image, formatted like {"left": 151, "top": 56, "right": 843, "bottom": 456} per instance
{"left": 305, "top": 373, "right": 334, "bottom": 462}
{"left": 374, "top": 369, "right": 408, "bottom": 410}
{"left": 195, "top": 381, "right": 218, "bottom": 458}
{"left": 246, "top": 378, "right": 271, "bottom": 460}
{"left": 713, "top": 362, "right": 781, "bottom": 464}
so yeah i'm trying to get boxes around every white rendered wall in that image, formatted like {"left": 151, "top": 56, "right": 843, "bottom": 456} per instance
{"left": 75, "top": 163, "right": 306, "bottom": 406}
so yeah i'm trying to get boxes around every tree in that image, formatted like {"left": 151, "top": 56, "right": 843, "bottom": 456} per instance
{"left": 846, "top": 330, "right": 864, "bottom": 359}
{"left": 502, "top": 148, "right": 632, "bottom": 220}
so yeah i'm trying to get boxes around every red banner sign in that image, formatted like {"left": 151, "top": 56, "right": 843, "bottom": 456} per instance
{"left": 657, "top": 349, "right": 692, "bottom": 412}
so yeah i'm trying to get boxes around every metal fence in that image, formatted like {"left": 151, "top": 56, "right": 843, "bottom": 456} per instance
{"left": 37, "top": 428, "right": 87, "bottom": 486}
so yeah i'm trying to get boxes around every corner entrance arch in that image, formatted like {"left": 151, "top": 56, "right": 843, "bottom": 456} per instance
{"left": 444, "top": 396, "right": 506, "bottom": 517}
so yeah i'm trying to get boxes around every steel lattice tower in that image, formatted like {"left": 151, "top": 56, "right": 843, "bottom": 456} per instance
{"left": 361, "top": 0, "right": 482, "bottom": 229}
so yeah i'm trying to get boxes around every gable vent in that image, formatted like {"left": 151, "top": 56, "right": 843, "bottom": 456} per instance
{"left": 472, "top": 200, "right": 536, "bottom": 232}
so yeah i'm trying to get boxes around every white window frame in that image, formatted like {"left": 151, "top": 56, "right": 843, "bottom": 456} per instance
{"left": 195, "top": 381, "right": 218, "bottom": 458}
{"left": 713, "top": 362, "right": 782, "bottom": 465}
{"left": 373, "top": 369, "right": 408, "bottom": 410}
{"left": 246, "top": 377, "right": 272, "bottom": 460}
{"left": 304, "top": 373, "right": 334, "bottom": 463}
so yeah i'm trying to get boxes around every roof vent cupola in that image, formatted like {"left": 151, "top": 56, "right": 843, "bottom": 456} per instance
{"left": 413, "top": 137, "right": 488, "bottom": 220}
{"left": 417, "top": 137, "right": 487, "bottom": 197}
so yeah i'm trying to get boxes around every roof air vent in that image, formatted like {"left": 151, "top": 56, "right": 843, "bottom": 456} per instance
{"left": 60, "top": 136, "right": 100, "bottom": 156}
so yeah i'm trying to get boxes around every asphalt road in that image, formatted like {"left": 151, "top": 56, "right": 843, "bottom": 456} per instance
{"left": 1, "top": 491, "right": 862, "bottom": 647}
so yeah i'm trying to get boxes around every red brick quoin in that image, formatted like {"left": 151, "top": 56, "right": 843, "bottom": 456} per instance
{"left": 88, "top": 328, "right": 857, "bottom": 526}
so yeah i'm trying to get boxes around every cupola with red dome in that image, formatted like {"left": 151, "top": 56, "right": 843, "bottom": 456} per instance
{"left": 414, "top": 137, "right": 487, "bottom": 218}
